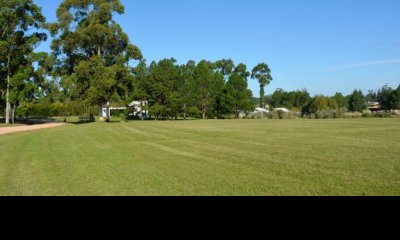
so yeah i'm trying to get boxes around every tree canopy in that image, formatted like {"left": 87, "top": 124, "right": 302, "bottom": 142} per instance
{"left": 49, "top": 0, "right": 142, "bottom": 119}
{"left": 0, "top": 0, "right": 47, "bottom": 123}
{"left": 251, "top": 63, "right": 272, "bottom": 108}
{"left": 348, "top": 90, "right": 366, "bottom": 112}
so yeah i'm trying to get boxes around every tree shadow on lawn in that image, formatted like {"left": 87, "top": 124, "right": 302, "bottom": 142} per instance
{"left": 11, "top": 117, "right": 59, "bottom": 126}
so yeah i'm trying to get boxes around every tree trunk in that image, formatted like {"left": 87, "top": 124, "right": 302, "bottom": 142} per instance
{"left": 183, "top": 104, "right": 187, "bottom": 120}
{"left": 5, "top": 54, "right": 11, "bottom": 124}
{"left": 202, "top": 105, "right": 206, "bottom": 120}
{"left": 106, "top": 104, "right": 110, "bottom": 122}
{"left": 99, "top": 101, "right": 103, "bottom": 118}
{"left": 11, "top": 103, "right": 16, "bottom": 124}
{"left": 260, "top": 86, "right": 265, "bottom": 108}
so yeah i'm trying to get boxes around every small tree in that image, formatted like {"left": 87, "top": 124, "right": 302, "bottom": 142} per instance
{"left": 348, "top": 90, "right": 366, "bottom": 113}
{"left": 377, "top": 85, "right": 395, "bottom": 111}
{"left": 333, "top": 92, "right": 349, "bottom": 109}
{"left": 221, "top": 63, "right": 253, "bottom": 118}
{"left": 251, "top": 63, "right": 272, "bottom": 108}
{"left": 193, "top": 60, "right": 218, "bottom": 120}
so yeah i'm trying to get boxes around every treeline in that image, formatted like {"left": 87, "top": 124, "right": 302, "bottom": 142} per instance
{"left": 1, "top": 0, "right": 400, "bottom": 123}
{"left": 0, "top": 0, "right": 270, "bottom": 122}
{"left": 131, "top": 58, "right": 267, "bottom": 120}
{"left": 264, "top": 85, "right": 400, "bottom": 118}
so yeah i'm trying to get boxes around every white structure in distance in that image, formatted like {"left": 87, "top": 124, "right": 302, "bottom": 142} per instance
{"left": 254, "top": 107, "right": 270, "bottom": 113}
{"left": 128, "top": 101, "right": 149, "bottom": 119}
{"left": 101, "top": 100, "right": 149, "bottom": 119}
{"left": 274, "top": 108, "right": 290, "bottom": 113}
{"left": 102, "top": 107, "right": 127, "bottom": 118}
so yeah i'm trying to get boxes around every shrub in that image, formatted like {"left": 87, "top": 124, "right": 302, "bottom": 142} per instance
{"left": 277, "top": 110, "right": 286, "bottom": 119}
{"left": 362, "top": 113, "right": 373, "bottom": 118}
{"left": 269, "top": 111, "right": 279, "bottom": 119}
{"left": 374, "top": 112, "right": 392, "bottom": 118}
{"left": 334, "top": 108, "right": 347, "bottom": 118}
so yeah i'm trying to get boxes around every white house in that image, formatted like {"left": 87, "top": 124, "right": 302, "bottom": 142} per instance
{"left": 274, "top": 108, "right": 290, "bottom": 113}
{"left": 102, "top": 107, "right": 127, "bottom": 118}
{"left": 128, "top": 100, "right": 149, "bottom": 119}
{"left": 254, "top": 107, "right": 270, "bottom": 113}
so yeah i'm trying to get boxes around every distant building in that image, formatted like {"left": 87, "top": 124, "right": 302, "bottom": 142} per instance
{"left": 102, "top": 107, "right": 127, "bottom": 118}
{"left": 367, "top": 101, "right": 380, "bottom": 112}
{"left": 129, "top": 101, "right": 149, "bottom": 119}
{"left": 254, "top": 107, "right": 270, "bottom": 113}
{"left": 274, "top": 108, "right": 290, "bottom": 113}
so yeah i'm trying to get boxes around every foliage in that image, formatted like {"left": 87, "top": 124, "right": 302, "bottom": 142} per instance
{"left": 348, "top": 90, "right": 366, "bottom": 112}
{"left": 49, "top": 0, "right": 142, "bottom": 119}
{"left": 377, "top": 85, "right": 398, "bottom": 111}
{"left": 332, "top": 92, "right": 349, "bottom": 109}
{"left": 251, "top": 63, "right": 272, "bottom": 108}
{"left": 362, "top": 112, "right": 393, "bottom": 118}
{"left": 193, "top": 60, "right": 220, "bottom": 119}
{"left": 270, "top": 89, "right": 311, "bottom": 110}
{"left": 220, "top": 64, "right": 253, "bottom": 118}
{"left": 0, "top": 0, "right": 47, "bottom": 123}
{"left": 146, "top": 58, "right": 180, "bottom": 119}
{"left": 2, "top": 0, "right": 400, "bottom": 123}
{"left": 394, "top": 85, "right": 400, "bottom": 110}
{"left": 16, "top": 100, "right": 98, "bottom": 117}
{"left": 302, "top": 95, "right": 338, "bottom": 115}
{"left": 365, "top": 90, "right": 378, "bottom": 102}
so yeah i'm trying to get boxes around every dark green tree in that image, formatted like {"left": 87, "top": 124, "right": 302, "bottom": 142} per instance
{"left": 365, "top": 90, "right": 377, "bottom": 102}
{"left": 270, "top": 89, "right": 286, "bottom": 108}
{"left": 193, "top": 60, "right": 218, "bottom": 120}
{"left": 146, "top": 58, "right": 180, "bottom": 120}
{"left": 377, "top": 85, "right": 395, "bottom": 111}
{"left": 303, "top": 95, "right": 338, "bottom": 115}
{"left": 49, "top": 0, "right": 142, "bottom": 120}
{"left": 131, "top": 60, "right": 149, "bottom": 98}
{"left": 0, "top": 0, "right": 47, "bottom": 124}
{"left": 251, "top": 63, "right": 272, "bottom": 108}
{"left": 179, "top": 60, "right": 196, "bottom": 120}
{"left": 294, "top": 89, "right": 311, "bottom": 110}
{"left": 214, "top": 59, "right": 234, "bottom": 117}
{"left": 221, "top": 63, "right": 253, "bottom": 118}
{"left": 332, "top": 92, "right": 349, "bottom": 109}
{"left": 215, "top": 59, "right": 234, "bottom": 79}
{"left": 348, "top": 90, "right": 366, "bottom": 112}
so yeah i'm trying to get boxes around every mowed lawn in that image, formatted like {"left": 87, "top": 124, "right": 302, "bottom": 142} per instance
{"left": 0, "top": 119, "right": 399, "bottom": 196}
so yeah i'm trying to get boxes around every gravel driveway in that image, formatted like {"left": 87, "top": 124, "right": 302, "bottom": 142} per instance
{"left": 0, "top": 123, "right": 66, "bottom": 136}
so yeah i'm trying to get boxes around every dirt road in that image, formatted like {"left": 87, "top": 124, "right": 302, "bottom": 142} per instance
{"left": 0, "top": 123, "right": 66, "bottom": 136}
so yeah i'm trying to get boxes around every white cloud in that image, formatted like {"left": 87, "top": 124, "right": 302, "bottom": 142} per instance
{"left": 325, "top": 58, "right": 400, "bottom": 72}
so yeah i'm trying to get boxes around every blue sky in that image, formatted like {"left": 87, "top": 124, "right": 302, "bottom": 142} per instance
{"left": 34, "top": 0, "right": 400, "bottom": 97}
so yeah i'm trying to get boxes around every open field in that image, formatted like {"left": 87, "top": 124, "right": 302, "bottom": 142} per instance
{"left": 0, "top": 119, "right": 399, "bottom": 196}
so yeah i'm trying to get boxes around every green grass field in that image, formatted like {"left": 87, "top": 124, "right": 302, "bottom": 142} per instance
{"left": 0, "top": 119, "right": 399, "bottom": 196}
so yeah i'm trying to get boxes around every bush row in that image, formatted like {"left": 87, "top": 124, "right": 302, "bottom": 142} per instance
{"left": 16, "top": 101, "right": 99, "bottom": 117}
{"left": 244, "top": 108, "right": 400, "bottom": 120}
{"left": 246, "top": 111, "right": 301, "bottom": 119}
